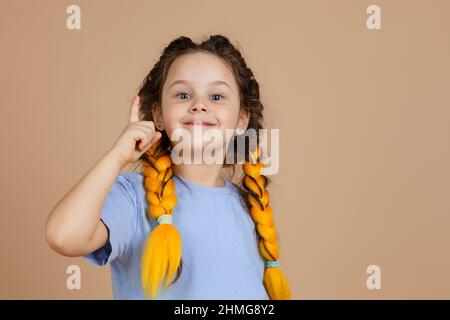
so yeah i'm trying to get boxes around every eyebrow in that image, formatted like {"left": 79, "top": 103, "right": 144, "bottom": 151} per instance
{"left": 168, "top": 80, "right": 232, "bottom": 90}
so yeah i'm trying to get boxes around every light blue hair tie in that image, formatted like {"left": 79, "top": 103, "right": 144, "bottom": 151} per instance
{"left": 265, "top": 260, "right": 280, "bottom": 268}
{"left": 157, "top": 214, "right": 173, "bottom": 225}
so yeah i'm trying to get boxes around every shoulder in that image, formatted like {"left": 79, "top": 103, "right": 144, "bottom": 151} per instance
{"left": 115, "top": 171, "right": 147, "bottom": 193}
{"left": 118, "top": 171, "right": 144, "bottom": 186}
{"left": 112, "top": 172, "right": 146, "bottom": 205}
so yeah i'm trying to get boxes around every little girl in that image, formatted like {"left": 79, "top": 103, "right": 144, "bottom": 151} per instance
{"left": 45, "top": 34, "right": 291, "bottom": 300}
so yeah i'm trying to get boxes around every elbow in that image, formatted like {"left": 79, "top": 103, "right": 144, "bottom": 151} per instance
{"left": 45, "top": 227, "right": 71, "bottom": 257}
{"left": 45, "top": 220, "right": 84, "bottom": 257}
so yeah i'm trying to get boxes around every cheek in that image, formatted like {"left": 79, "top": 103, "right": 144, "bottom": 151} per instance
{"left": 162, "top": 106, "right": 183, "bottom": 129}
{"left": 216, "top": 108, "right": 240, "bottom": 129}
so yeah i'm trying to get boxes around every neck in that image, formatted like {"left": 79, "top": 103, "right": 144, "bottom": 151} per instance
{"left": 174, "top": 163, "right": 225, "bottom": 188}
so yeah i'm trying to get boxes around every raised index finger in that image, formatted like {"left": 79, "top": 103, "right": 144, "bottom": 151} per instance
{"left": 128, "top": 95, "right": 141, "bottom": 123}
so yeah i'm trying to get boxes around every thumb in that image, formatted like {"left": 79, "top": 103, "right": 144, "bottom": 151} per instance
{"left": 138, "top": 131, "right": 162, "bottom": 153}
{"left": 150, "top": 131, "right": 162, "bottom": 145}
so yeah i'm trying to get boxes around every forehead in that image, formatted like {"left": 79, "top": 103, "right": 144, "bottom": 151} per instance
{"left": 164, "top": 52, "right": 238, "bottom": 91}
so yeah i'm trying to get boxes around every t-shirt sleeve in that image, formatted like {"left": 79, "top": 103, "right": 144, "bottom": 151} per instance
{"left": 83, "top": 173, "right": 138, "bottom": 266}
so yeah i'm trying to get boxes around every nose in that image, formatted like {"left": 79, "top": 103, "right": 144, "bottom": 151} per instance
{"left": 190, "top": 103, "right": 208, "bottom": 113}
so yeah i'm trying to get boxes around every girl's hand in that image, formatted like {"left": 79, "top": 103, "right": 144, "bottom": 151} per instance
{"left": 110, "top": 95, "right": 162, "bottom": 166}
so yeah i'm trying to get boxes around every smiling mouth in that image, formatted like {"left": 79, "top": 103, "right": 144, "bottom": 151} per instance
{"left": 183, "top": 120, "right": 216, "bottom": 127}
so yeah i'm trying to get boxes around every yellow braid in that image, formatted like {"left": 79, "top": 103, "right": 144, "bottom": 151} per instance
{"left": 242, "top": 146, "right": 292, "bottom": 300}
{"left": 140, "top": 138, "right": 181, "bottom": 299}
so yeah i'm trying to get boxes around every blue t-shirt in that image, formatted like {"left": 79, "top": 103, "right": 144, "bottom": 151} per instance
{"left": 83, "top": 172, "right": 269, "bottom": 300}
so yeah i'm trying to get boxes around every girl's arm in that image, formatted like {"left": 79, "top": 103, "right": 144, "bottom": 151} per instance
{"left": 45, "top": 96, "right": 162, "bottom": 257}
{"left": 45, "top": 148, "right": 125, "bottom": 257}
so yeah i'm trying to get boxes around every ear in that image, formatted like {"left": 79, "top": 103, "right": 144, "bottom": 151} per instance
{"left": 152, "top": 104, "right": 164, "bottom": 130}
{"left": 236, "top": 108, "right": 250, "bottom": 135}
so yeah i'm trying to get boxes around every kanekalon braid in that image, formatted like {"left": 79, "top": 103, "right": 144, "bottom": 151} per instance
{"left": 140, "top": 138, "right": 181, "bottom": 299}
{"left": 242, "top": 146, "right": 292, "bottom": 300}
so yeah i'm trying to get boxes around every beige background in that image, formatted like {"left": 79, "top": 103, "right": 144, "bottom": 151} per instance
{"left": 1, "top": 0, "right": 449, "bottom": 299}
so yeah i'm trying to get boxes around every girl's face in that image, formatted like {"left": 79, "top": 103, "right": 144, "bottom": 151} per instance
{"left": 154, "top": 52, "right": 249, "bottom": 154}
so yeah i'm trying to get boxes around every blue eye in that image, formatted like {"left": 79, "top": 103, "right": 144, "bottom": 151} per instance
{"left": 212, "top": 94, "right": 224, "bottom": 101}
{"left": 177, "top": 93, "right": 190, "bottom": 100}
